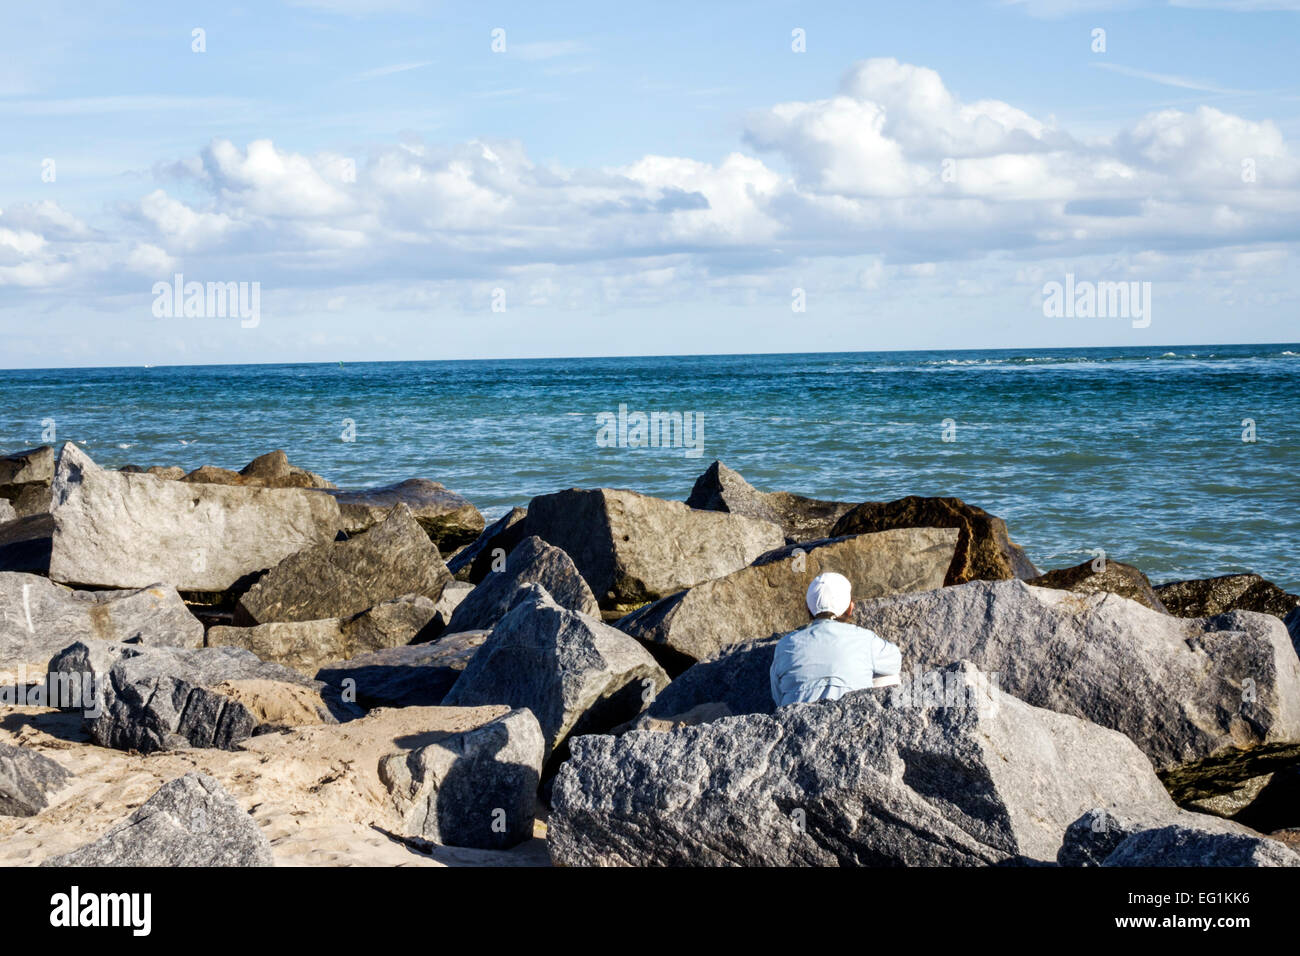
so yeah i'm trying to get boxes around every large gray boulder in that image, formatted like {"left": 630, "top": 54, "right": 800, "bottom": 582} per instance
{"left": 621, "top": 638, "right": 778, "bottom": 731}
{"left": 43, "top": 772, "right": 273, "bottom": 867}
{"left": 47, "top": 443, "right": 341, "bottom": 591}
{"left": 1156, "top": 573, "right": 1300, "bottom": 621}
{"left": 685, "top": 460, "right": 853, "bottom": 543}
{"left": 0, "top": 446, "right": 54, "bottom": 518}
{"left": 448, "top": 507, "right": 528, "bottom": 583}
{"left": 235, "top": 503, "right": 450, "bottom": 625}
{"left": 0, "top": 742, "right": 72, "bottom": 816}
{"left": 831, "top": 495, "right": 1038, "bottom": 584}
{"left": 617, "top": 529, "right": 957, "bottom": 671}
{"left": 327, "top": 478, "right": 483, "bottom": 554}
{"left": 444, "top": 536, "right": 599, "bottom": 635}
{"left": 1, "top": 572, "right": 202, "bottom": 671}
{"left": 47, "top": 640, "right": 335, "bottom": 753}
{"left": 1027, "top": 558, "right": 1168, "bottom": 613}
{"left": 1058, "top": 807, "right": 1281, "bottom": 866}
{"left": 315, "top": 630, "right": 490, "bottom": 709}
{"left": 522, "top": 487, "right": 784, "bottom": 615}
{"left": 549, "top": 661, "right": 1175, "bottom": 866}
{"left": 379, "top": 708, "right": 544, "bottom": 850}
{"left": 853, "top": 580, "right": 1300, "bottom": 782}
{"left": 444, "top": 585, "right": 669, "bottom": 754}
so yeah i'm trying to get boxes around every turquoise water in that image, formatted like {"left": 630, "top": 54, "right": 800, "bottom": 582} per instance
{"left": 2, "top": 344, "right": 1297, "bottom": 590}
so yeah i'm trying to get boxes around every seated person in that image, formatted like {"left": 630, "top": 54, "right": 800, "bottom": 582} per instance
{"left": 770, "top": 571, "right": 902, "bottom": 707}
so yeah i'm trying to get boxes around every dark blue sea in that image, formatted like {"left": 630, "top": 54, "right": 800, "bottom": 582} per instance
{"left": 2, "top": 344, "right": 1297, "bottom": 590}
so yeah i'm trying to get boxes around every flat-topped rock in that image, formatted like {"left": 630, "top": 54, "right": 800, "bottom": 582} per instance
{"left": 522, "top": 487, "right": 784, "bottom": 614}
{"left": 327, "top": 478, "right": 484, "bottom": 554}
{"left": 235, "top": 503, "right": 450, "bottom": 625}
{"left": 617, "top": 529, "right": 957, "bottom": 671}
{"left": 831, "top": 495, "right": 1038, "bottom": 584}
{"left": 47, "top": 443, "right": 342, "bottom": 591}
{"left": 549, "top": 662, "right": 1176, "bottom": 866}
{"left": 1, "top": 572, "right": 202, "bottom": 672}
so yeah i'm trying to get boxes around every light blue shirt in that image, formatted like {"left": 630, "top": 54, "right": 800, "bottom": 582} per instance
{"left": 769, "top": 617, "right": 902, "bottom": 707}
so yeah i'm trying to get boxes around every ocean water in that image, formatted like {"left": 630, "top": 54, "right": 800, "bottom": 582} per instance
{"left": 2, "top": 344, "right": 1297, "bottom": 590}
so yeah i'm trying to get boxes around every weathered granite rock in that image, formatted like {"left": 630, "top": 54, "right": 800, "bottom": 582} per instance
{"left": 327, "top": 478, "right": 484, "bottom": 553}
{"left": 444, "top": 585, "right": 669, "bottom": 753}
{"left": 42, "top": 772, "right": 273, "bottom": 867}
{"left": 831, "top": 495, "right": 1038, "bottom": 585}
{"left": 445, "top": 536, "right": 600, "bottom": 635}
{"left": 621, "top": 639, "right": 778, "bottom": 731}
{"left": 210, "top": 592, "right": 445, "bottom": 676}
{"left": 1027, "top": 559, "right": 1168, "bottom": 613}
{"left": 549, "top": 661, "right": 1174, "bottom": 866}
{"left": 853, "top": 580, "right": 1300, "bottom": 781}
{"left": 47, "top": 443, "right": 342, "bottom": 591}
{"left": 47, "top": 640, "right": 333, "bottom": 753}
{"left": 1156, "top": 573, "right": 1300, "bottom": 621}
{"left": 1, "top": 572, "right": 202, "bottom": 670}
{"left": 1102, "top": 823, "right": 1300, "bottom": 867}
{"left": 148, "top": 465, "right": 185, "bottom": 480}
{"left": 379, "top": 708, "right": 544, "bottom": 849}
{"left": 181, "top": 449, "right": 335, "bottom": 489}
{"left": 523, "top": 487, "right": 784, "bottom": 614}
{"left": 448, "top": 507, "right": 528, "bottom": 583}
{"left": 1057, "top": 806, "right": 1253, "bottom": 866}
{"left": 0, "top": 446, "right": 54, "bottom": 518}
{"left": 235, "top": 503, "right": 449, "bottom": 625}
{"left": 0, "top": 499, "right": 14, "bottom": 525}
{"left": 315, "top": 630, "right": 490, "bottom": 709}
{"left": 0, "top": 742, "right": 72, "bottom": 816}
{"left": 685, "top": 461, "right": 853, "bottom": 543}
{"left": 617, "top": 529, "right": 957, "bottom": 671}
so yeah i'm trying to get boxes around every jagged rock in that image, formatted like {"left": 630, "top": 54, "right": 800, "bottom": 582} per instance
{"left": 316, "top": 630, "right": 489, "bottom": 709}
{"left": 42, "top": 772, "right": 273, "bottom": 866}
{"left": 685, "top": 460, "right": 853, "bottom": 543}
{"left": 522, "top": 488, "right": 784, "bottom": 614}
{"left": 831, "top": 495, "right": 1038, "bottom": 584}
{"left": 444, "top": 585, "right": 669, "bottom": 754}
{"left": 1027, "top": 559, "right": 1168, "bottom": 613}
{"left": 1156, "top": 573, "right": 1300, "bottom": 621}
{"left": 181, "top": 449, "right": 335, "bottom": 489}
{"left": 235, "top": 504, "right": 449, "bottom": 625}
{"left": 0, "top": 742, "right": 72, "bottom": 816}
{"left": 0, "top": 446, "right": 54, "bottom": 518}
{"left": 1102, "top": 823, "right": 1300, "bottom": 867}
{"left": 853, "top": 580, "right": 1300, "bottom": 781}
{"left": 1, "top": 572, "right": 202, "bottom": 671}
{"left": 47, "top": 640, "right": 335, "bottom": 753}
{"left": 621, "top": 639, "right": 778, "bottom": 731}
{"left": 1057, "top": 806, "right": 1252, "bottom": 866}
{"left": 617, "top": 529, "right": 957, "bottom": 671}
{"left": 47, "top": 443, "right": 341, "bottom": 591}
{"left": 209, "top": 593, "right": 444, "bottom": 676}
{"left": 0, "top": 513, "right": 52, "bottom": 574}
{"left": 379, "top": 708, "right": 544, "bottom": 850}
{"left": 432, "top": 582, "right": 473, "bottom": 633}
{"left": 444, "top": 536, "right": 599, "bottom": 635}
{"left": 448, "top": 508, "right": 528, "bottom": 583}
{"left": 549, "top": 661, "right": 1174, "bottom": 866}
{"left": 327, "top": 479, "right": 483, "bottom": 554}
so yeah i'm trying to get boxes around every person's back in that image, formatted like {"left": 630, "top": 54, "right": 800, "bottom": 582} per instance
{"left": 770, "top": 571, "right": 902, "bottom": 707}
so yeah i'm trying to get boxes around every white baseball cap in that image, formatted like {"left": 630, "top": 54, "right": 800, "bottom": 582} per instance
{"left": 806, "top": 572, "right": 852, "bottom": 617}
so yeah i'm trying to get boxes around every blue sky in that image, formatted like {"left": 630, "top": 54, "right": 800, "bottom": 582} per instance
{"left": 1, "top": 0, "right": 1298, "bottom": 368}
